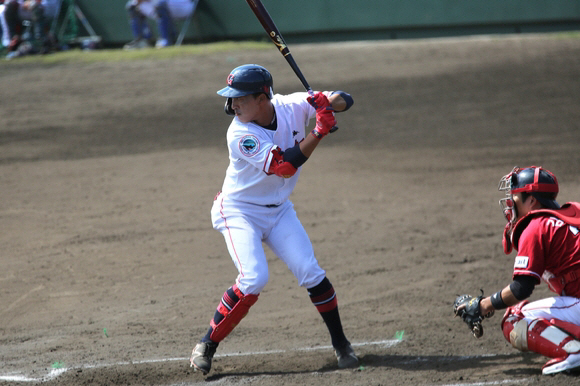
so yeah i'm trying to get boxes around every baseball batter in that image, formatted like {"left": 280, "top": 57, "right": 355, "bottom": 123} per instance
{"left": 189, "top": 64, "right": 358, "bottom": 375}
{"left": 454, "top": 166, "right": 580, "bottom": 375}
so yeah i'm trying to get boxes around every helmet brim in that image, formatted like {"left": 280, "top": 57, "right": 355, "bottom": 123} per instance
{"left": 217, "top": 86, "right": 254, "bottom": 98}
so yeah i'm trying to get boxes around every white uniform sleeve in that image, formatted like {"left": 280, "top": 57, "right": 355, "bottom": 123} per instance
{"left": 227, "top": 122, "right": 277, "bottom": 174}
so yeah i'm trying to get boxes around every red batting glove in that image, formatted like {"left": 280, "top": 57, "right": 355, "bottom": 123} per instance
{"left": 307, "top": 91, "right": 330, "bottom": 112}
{"left": 311, "top": 108, "right": 336, "bottom": 140}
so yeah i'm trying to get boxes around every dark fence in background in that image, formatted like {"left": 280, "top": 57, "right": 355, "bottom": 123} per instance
{"left": 76, "top": 0, "right": 580, "bottom": 46}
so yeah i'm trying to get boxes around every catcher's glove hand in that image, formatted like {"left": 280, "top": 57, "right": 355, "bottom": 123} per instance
{"left": 453, "top": 290, "right": 493, "bottom": 338}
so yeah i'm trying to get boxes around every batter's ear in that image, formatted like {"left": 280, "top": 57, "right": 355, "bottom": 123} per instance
{"left": 256, "top": 93, "right": 269, "bottom": 104}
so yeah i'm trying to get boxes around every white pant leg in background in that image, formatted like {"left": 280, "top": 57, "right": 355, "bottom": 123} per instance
{"left": 0, "top": 5, "right": 9, "bottom": 47}
{"left": 167, "top": 0, "right": 194, "bottom": 19}
{"left": 138, "top": 0, "right": 194, "bottom": 20}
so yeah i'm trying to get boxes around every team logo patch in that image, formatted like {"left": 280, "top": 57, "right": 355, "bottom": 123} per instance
{"left": 514, "top": 256, "right": 529, "bottom": 269}
{"left": 227, "top": 74, "right": 234, "bottom": 85}
{"left": 239, "top": 135, "right": 260, "bottom": 157}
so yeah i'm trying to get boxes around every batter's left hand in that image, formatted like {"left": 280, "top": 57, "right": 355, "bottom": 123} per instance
{"left": 307, "top": 92, "right": 330, "bottom": 112}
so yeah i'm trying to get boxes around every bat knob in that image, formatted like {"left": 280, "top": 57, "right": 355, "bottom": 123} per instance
{"left": 329, "top": 126, "right": 339, "bottom": 133}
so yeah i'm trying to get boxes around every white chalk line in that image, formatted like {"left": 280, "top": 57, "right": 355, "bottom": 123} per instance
{"left": 0, "top": 339, "right": 400, "bottom": 383}
{"left": 436, "top": 379, "right": 532, "bottom": 386}
{"left": 0, "top": 340, "right": 534, "bottom": 386}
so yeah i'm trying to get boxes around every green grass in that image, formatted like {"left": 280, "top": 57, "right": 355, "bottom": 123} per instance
{"left": 2, "top": 31, "right": 579, "bottom": 66}
{"left": 0, "top": 40, "right": 272, "bottom": 66}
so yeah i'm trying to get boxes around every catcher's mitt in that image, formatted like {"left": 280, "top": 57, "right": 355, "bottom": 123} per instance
{"left": 453, "top": 291, "right": 492, "bottom": 338}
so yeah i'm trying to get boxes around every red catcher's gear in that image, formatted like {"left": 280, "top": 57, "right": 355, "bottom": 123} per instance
{"left": 511, "top": 202, "right": 580, "bottom": 251}
{"left": 501, "top": 303, "right": 580, "bottom": 374}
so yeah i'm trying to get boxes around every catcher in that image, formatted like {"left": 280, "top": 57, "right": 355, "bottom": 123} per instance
{"left": 454, "top": 166, "right": 580, "bottom": 375}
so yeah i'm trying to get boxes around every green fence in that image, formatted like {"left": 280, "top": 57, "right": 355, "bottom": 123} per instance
{"left": 75, "top": 0, "right": 580, "bottom": 46}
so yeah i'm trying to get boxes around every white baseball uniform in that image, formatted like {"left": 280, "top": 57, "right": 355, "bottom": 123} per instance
{"left": 211, "top": 92, "right": 332, "bottom": 295}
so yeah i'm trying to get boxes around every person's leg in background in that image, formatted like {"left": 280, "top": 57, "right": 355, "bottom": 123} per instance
{"left": 0, "top": 4, "right": 9, "bottom": 48}
{"left": 124, "top": 0, "right": 153, "bottom": 50}
{"left": 154, "top": 0, "right": 175, "bottom": 48}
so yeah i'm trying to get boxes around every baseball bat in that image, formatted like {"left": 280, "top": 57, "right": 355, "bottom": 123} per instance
{"left": 244, "top": 0, "right": 338, "bottom": 132}
{"left": 245, "top": 0, "right": 311, "bottom": 92}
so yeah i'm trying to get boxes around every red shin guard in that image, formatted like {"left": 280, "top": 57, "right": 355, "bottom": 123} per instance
{"left": 209, "top": 286, "right": 259, "bottom": 343}
{"left": 502, "top": 311, "right": 580, "bottom": 359}
{"left": 549, "top": 319, "right": 580, "bottom": 340}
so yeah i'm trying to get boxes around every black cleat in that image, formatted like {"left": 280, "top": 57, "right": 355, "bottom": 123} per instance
{"left": 190, "top": 341, "right": 218, "bottom": 375}
{"left": 335, "top": 342, "right": 359, "bottom": 369}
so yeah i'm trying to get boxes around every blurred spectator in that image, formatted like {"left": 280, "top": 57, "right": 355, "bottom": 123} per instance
{"left": 0, "top": 0, "right": 10, "bottom": 48}
{"left": 3, "top": 0, "right": 58, "bottom": 58}
{"left": 124, "top": 0, "right": 197, "bottom": 50}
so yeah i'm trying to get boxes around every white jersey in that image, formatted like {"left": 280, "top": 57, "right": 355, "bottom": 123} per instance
{"left": 220, "top": 92, "right": 323, "bottom": 206}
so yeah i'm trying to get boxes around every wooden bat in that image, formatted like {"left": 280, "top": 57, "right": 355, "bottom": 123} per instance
{"left": 245, "top": 0, "right": 312, "bottom": 92}
{"left": 245, "top": 0, "right": 338, "bottom": 131}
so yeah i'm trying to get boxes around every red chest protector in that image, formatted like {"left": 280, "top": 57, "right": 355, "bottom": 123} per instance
{"left": 511, "top": 202, "right": 580, "bottom": 251}
{"left": 511, "top": 202, "right": 580, "bottom": 295}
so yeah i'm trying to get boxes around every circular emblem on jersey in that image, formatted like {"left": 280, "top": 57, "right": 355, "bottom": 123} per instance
{"left": 239, "top": 135, "right": 260, "bottom": 157}
{"left": 227, "top": 74, "right": 234, "bottom": 85}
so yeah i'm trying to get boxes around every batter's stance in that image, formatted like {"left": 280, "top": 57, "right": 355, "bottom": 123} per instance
{"left": 454, "top": 166, "right": 580, "bottom": 375}
{"left": 189, "top": 64, "right": 357, "bottom": 375}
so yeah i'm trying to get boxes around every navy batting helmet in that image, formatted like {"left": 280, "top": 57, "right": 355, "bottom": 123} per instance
{"left": 217, "top": 64, "right": 274, "bottom": 99}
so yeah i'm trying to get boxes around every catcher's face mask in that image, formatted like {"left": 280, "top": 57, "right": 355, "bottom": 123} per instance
{"left": 498, "top": 166, "right": 521, "bottom": 255}
{"left": 498, "top": 166, "right": 519, "bottom": 227}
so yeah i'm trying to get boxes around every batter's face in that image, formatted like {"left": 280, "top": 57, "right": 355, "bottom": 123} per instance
{"left": 231, "top": 94, "right": 261, "bottom": 123}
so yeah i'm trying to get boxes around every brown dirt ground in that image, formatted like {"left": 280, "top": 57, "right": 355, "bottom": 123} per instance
{"left": 1, "top": 34, "right": 580, "bottom": 386}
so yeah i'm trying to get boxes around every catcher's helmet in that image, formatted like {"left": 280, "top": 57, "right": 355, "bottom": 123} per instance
{"left": 217, "top": 64, "right": 274, "bottom": 99}
{"left": 499, "top": 166, "right": 560, "bottom": 223}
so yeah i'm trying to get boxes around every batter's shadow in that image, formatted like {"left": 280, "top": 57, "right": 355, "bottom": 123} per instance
{"left": 203, "top": 357, "right": 373, "bottom": 381}
{"left": 201, "top": 352, "right": 580, "bottom": 381}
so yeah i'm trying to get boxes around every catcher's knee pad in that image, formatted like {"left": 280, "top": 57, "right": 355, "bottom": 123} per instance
{"left": 503, "top": 315, "right": 580, "bottom": 358}
{"left": 209, "top": 285, "right": 259, "bottom": 342}
{"left": 502, "top": 314, "right": 528, "bottom": 351}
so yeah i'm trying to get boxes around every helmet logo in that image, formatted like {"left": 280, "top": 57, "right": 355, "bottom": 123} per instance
{"left": 227, "top": 74, "right": 235, "bottom": 86}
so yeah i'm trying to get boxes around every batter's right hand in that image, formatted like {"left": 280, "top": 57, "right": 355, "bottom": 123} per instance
{"left": 311, "top": 108, "right": 336, "bottom": 140}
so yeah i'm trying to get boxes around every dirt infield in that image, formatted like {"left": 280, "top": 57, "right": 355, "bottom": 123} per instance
{"left": 1, "top": 34, "right": 580, "bottom": 385}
